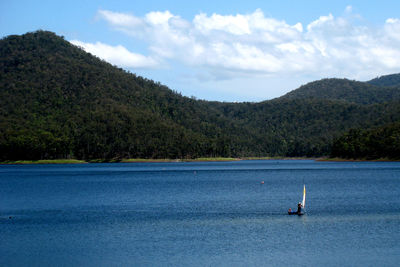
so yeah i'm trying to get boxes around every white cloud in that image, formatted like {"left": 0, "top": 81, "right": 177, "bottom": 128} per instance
{"left": 306, "top": 14, "right": 334, "bottom": 32}
{"left": 384, "top": 18, "right": 400, "bottom": 41}
{"left": 345, "top": 5, "right": 353, "bottom": 14}
{"left": 70, "top": 40, "right": 159, "bottom": 68}
{"left": 89, "top": 8, "right": 400, "bottom": 83}
{"left": 193, "top": 12, "right": 251, "bottom": 35}
{"left": 97, "top": 10, "right": 143, "bottom": 28}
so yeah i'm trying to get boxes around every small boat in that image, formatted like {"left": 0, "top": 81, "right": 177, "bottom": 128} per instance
{"left": 288, "top": 184, "right": 306, "bottom": 216}
{"left": 288, "top": 210, "right": 303, "bottom": 216}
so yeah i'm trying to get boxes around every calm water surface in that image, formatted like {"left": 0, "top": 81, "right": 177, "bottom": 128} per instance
{"left": 1, "top": 160, "right": 400, "bottom": 266}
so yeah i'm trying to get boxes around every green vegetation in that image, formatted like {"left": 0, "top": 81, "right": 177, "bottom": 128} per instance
{"left": 0, "top": 159, "right": 86, "bottom": 164}
{"left": 331, "top": 122, "right": 400, "bottom": 160}
{"left": 117, "top": 157, "right": 240, "bottom": 162}
{"left": 0, "top": 157, "right": 241, "bottom": 164}
{"left": 368, "top": 74, "right": 400, "bottom": 87}
{"left": 242, "top": 156, "right": 311, "bottom": 160}
{"left": 120, "top": 158, "right": 180, "bottom": 163}
{"left": 280, "top": 78, "right": 400, "bottom": 104}
{"left": 188, "top": 157, "right": 240, "bottom": 162}
{"left": 1, "top": 30, "right": 400, "bottom": 161}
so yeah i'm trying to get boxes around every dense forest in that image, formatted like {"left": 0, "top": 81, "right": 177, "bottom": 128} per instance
{"left": 331, "top": 122, "right": 400, "bottom": 160}
{"left": 368, "top": 74, "right": 400, "bottom": 87}
{"left": 1, "top": 30, "right": 400, "bottom": 160}
{"left": 280, "top": 78, "right": 400, "bottom": 105}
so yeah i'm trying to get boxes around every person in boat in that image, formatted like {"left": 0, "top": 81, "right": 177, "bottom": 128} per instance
{"left": 297, "top": 202, "right": 302, "bottom": 214}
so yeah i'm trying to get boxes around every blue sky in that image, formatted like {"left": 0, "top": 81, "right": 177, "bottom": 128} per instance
{"left": 2, "top": 0, "right": 400, "bottom": 101}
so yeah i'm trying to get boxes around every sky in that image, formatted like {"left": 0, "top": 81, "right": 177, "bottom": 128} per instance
{"left": 2, "top": 0, "right": 400, "bottom": 102}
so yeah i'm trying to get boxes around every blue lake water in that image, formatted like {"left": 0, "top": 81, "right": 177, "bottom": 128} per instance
{"left": 1, "top": 160, "right": 400, "bottom": 266}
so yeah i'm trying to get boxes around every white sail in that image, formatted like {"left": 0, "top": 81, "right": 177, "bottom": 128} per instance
{"left": 301, "top": 184, "right": 306, "bottom": 208}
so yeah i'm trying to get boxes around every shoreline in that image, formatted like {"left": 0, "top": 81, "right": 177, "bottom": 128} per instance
{"left": 1, "top": 157, "right": 399, "bottom": 165}
{"left": 317, "top": 157, "right": 400, "bottom": 162}
{"left": 0, "top": 157, "right": 312, "bottom": 164}
{"left": 0, "top": 159, "right": 88, "bottom": 165}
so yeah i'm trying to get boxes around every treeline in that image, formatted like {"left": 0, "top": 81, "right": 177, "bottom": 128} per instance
{"left": 1, "top": 30, "right": 400, "bottom": 160}
{"left": 368, "top": 73, "right": 400, "bottom": 87}
{"left": 281, "top": 78, "right": 400, "bottom": 104}
{"left": 217, "top": 98, "right": 400, "bottom": 157}
{"left": 331, "top": 122, "right": 400, "bottom": 160}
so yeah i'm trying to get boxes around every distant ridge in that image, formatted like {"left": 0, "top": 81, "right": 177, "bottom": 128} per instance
{"left": 280, "top": 78, "right": 400, "bottom": 104}
{"left": 1, "top": 30, "right": 400, "bottom": 160}
{"left": 367, "top": 73, "right": 400, "bottom": 87}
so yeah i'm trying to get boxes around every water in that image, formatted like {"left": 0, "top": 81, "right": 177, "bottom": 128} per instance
{"left": 1, "top": 160, "right": 400, "bottom": 266}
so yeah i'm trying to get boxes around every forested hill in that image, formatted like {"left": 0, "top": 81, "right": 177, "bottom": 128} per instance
{"left": 1, "top": 30, "right": 400, "bottom": 160}
{"left": 367, "top": 73, "right": 400, "bottom": 87}
{"left": 280, "top": 78, "right": 400, "bottom": 104}
{"left": 0, "top": 30, "right": 245, "bottom": 160}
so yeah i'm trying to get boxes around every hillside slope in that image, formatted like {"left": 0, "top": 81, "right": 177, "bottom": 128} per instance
{"left": 0, "top": 31, "right": 245, "bottom": 159}
{"left": 280, "top": 78, "right": 400, "bottom": 104}
{"left": 215, "top": 98, "right": 400, "bottom": 156}
{"left": 367, "top": 73, "right": 400, "bottom": 87}
{"left": 1, "top": 30, "right": 400, "bottom": 160}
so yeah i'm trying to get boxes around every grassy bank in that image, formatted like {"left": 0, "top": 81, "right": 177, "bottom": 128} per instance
{"left": 120, "top": 158, "right": 181, "bottom": 163}
{"left": 186, "top": 157, "right": 240, "bottom": 162}
{"left": 242, "top": 156, "right": 313, "bottom": 160}
{"left": 0, "top": 159, "right": 87, "bottom": 164}
{"left": 0, "top": 158, "right": 241, "bottom": 164}
{"left": 121, "top": 157, "right": 241, "bottom": 163}
{"left": 1, "top": 157, "right": 319, "bottom": 164}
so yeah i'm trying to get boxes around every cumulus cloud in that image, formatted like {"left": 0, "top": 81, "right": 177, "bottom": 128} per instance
{"left": 88, "top": 8, "right": 400, "bottom": 81}
{"left": 70, "top": 40, "right": 159, "bottom": 68}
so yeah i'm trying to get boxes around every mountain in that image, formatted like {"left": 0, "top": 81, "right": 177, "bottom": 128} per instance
{"left": 217, "top": 98, "right": 400, "bottom": 156}
{"left": 1, "top": 30, "right": 400, "bottom": 160}
{"left": 280, "top": 78, "right": 400, "bottom": 104}
{"left": 0, "top": 30, "right": 244, "bottom": 160}
{"left": 367, "top": 73, "right": 400, "bottom": 87}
